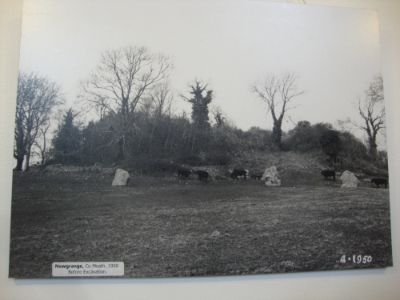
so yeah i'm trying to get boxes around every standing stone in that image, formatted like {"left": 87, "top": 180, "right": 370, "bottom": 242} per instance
{"left": 340, "top": 170, "right": 359, "bottom": 188}
{"left": 210, "top": 230, "right": 221, "bottom": 238}
{"left": 112, "top": 168, "right": 130, "bottom": 186}
{"left": 261, "top": 166, "right": 281, "bottom": 186}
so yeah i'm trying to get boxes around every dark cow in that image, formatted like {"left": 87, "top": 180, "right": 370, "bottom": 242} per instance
{"left": 321, "top": 169, "right": 336, "bottom": 181}
{"left": 177, "top": 167, "right": 192, "bottom": 179}
{"left": 195, "top": 170, "right": 209, "bottom": 182}
{"left": 231, "top": 168, "right": 249, "bottom": 179}
{"left": 250, "top": 173, "right": 263, "bottom": 180}
{"left": 371, "top": 177, "right": 388, "bottom": 188}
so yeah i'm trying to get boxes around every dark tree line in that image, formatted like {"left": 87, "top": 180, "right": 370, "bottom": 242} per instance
{"left": 13, "top": 45, "right": 386, "bottom": 173}
{"left": 284, "top": 120, "right": 386, "bottom": 172}
{"left": 48, "top": 109, "right": 384, "bottom": 175}
{"left": 46, "top": 76, "right": 276, "bottom": 169}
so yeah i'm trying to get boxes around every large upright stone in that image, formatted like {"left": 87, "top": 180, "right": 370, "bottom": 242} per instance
{"left": 340, "top": 170, "right": 359, "bottom": 188}
{"left": 112, "top": 168, "right": 130, "bottom": 186}
{"left": 261, "top": 166, "right": 281, "bottom": 186}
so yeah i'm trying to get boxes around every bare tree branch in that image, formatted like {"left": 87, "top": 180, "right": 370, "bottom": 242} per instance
{"left": 79, "top": 46, "right": 172, "bottom": 160}
{"left": 357, "top": 75, "right": 385, "bottom": 160}
{"left": 14, "top": 72, "right": 63, "bottom": 170}
{"left": 252, "top": 73, "right": 304, "bottom": 147}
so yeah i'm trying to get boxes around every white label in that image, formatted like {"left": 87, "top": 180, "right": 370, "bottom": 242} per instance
{"left": 52, "top": 262, "right": 124, "bottom": 277}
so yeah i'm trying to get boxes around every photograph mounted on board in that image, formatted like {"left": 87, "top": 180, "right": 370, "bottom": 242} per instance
{"left": 9, "top": 0, "right": 392, "bottom": 278}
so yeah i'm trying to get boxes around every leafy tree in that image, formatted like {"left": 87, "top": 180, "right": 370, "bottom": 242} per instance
{"left": 338, "top": 131, "right": 369, "bottom": 170}
{"left": 242, "top": 127, "right": 272, "bottom": 152}
{"left": 319, "top": 129, "right": 342, "bottom": 166}
{"left": 285, "top": 121, "right": 313, "bottom": 151}
{"left": 285, "top": 121, "right": 333, "bottom": 152}
{"left": 52, "top": 109, "right": 82, "bottom": 164}
{"left": 80, "top": 118, "right": 118, "bottom": 164}
{"left": 182, "top": 81, "right": 213, "bottom": 153}
{"left": 79, "top": 110, "right": 194, "bottom": 166}
{"left": 182, "top": 81, "right": 213, "bottom": 130}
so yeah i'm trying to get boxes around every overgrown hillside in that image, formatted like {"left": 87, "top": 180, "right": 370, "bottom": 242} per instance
{"left": 232, "top": 149, "right": 387, "bottom": 186}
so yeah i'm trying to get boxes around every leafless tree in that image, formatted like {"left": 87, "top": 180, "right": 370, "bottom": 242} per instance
{"left": 33, "top": 122, "right": 51, "bottom": 166}
{"left": 252, "top": 73, "right": 304, "bottom": 148}
{"left": 14, "top": 72, "right": 62, "bottom": 171}
{"left": 358, "top": 75, "right": 385, "bottom": 160}
{"left": 81, "top": 46, "right": 172, "bottom": 160}
{"left": 140, "top": 82, "right": 174, "bottom": 154}
{"left": 151, "top": 82, "right": 173, "bottom": 118}
{"left": 211, "top": 106, "right": 226, "bottom": 128}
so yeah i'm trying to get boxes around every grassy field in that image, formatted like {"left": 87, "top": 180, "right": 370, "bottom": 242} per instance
{"left": 9, "top": 171, "right": 392, "bottom": 278}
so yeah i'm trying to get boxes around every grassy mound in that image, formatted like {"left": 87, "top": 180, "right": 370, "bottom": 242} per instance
{"left": 230, "top": 150, "right": 327, "bottom": 186}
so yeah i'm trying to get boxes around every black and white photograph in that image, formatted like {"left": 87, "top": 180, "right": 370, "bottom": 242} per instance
{"left": 8, "top": 0, "right": 392, "bottom": 279}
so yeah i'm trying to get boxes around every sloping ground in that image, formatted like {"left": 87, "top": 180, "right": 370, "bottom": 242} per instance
{"left": 231, "top": 150, "right": 328, "bottom": 186}
{"left": 235, "top": 150, "right": 326, "bottom": 171}
{"left": 9, "top": 173, "right": 392, "bottom": 278}
{"left": 38, "top": 150, "right": 386, "bottom": 187}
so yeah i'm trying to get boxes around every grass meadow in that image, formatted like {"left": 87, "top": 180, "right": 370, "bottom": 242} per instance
{"left": 9, "top": 171, "right": 392, "bottom": 278}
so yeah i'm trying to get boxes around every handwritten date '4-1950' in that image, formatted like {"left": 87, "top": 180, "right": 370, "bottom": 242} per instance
{"left": 338, "top": 255, "right": 373, "bottom": 265}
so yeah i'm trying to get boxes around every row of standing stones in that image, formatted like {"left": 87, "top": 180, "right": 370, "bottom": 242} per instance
{"left": 111, "top": 167, "right": 360, "bottom": 188}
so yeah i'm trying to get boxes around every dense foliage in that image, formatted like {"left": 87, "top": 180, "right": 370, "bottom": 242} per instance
{"left": 52, "top": 109, "right": 82, "bottom": 164}
{"left": 47, "top": 106, "right": 387, "bottom": 176}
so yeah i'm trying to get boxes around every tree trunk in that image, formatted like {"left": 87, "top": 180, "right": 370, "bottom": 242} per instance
{"left": 272, "top": 121, "right": 283, "bottom": 149}
{"left": 40, "top": 151, "right": 46, "bottom": 166}
{"left": 40, "top": 129, "right": 47, "bottom": 166}
{"left": 368, "top": 138, "right": 378, "bottom": 161}
{"left": 117, "top": 136, "right": 125, "bottom": 161}
{"left": 25, "top": 151, "right": 31, "bottom": 171}
{"left": 15, "top": 156, "right": 24, "bottom": 171}
{"left": 148, "top": 121, "right": 158, "bottom": 155}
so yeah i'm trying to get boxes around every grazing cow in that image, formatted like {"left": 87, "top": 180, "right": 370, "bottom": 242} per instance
{"left": 321, "top": 169, "right": 336, "bottom": 181}
{"left": 177, "top": 167, "right": 192, "bottom": 179}
{"left": 371, "top": 177, "right": 388, "bottom": 188}
{"left": 230, "top": 168, "right": 249, "bottom": 180}
{"left": 250, "top": 173, "right": 263, "bottom": 180}
{"left": 195, "top": 170, "right": 209, "bottom": 182}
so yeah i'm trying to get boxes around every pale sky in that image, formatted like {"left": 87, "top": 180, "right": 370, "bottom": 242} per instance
{"left": 18, "top": 0, "right": 384, "bottom": 144}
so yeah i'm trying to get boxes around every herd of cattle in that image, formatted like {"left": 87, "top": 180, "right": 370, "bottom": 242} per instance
{"left": 177, "top": 167, "right": 254, "bottom": 182}
{"left": 177, "top": 166, "right": 388, "bottom": 188}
